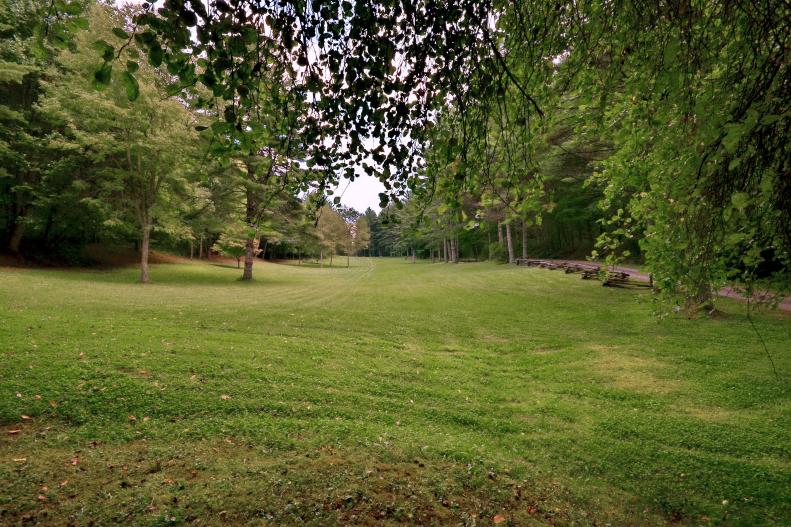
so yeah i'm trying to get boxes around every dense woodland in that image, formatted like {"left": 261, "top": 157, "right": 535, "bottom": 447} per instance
{"left": 1, "top": 0, "right": 789, "bottom": 313}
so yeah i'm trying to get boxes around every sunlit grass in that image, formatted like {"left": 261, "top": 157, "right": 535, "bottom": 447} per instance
{"left": 1, "top": 258, "right": 789, "bottom": 525}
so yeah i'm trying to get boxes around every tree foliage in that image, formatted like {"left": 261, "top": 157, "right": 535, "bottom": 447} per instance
{"left": 6, "top": 0, "right": 790, "bottom": 309}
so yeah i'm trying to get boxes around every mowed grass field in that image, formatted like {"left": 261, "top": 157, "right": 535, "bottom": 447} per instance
{"left": 1, "top": 258, "right": 789, "bottom": 526}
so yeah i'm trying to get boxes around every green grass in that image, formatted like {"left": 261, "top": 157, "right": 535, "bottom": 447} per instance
{"left": 1, "top": 258, "right": 789, "bottom": 526}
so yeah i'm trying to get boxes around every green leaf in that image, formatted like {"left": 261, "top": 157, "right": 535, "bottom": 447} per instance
{"left": 92, "top": 39, "right": 115, "bottom": 62}
{"left": 731, "top": 192, "right": 750, "bottom": 211}
{"left": 149, "top": 46, "right": 163, "bottom": 67}
{"left": 93, "top": 63, "right": 112, "bottom": 89}
{"left": 121, "top": 71, "right": 140, "bottom": 101}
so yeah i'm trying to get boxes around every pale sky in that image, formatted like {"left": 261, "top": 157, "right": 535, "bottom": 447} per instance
{"left": 115, "top": 0, "right": 388, "bottom": 213}
{"left": 335, "top": 175, "right": 386, "bottom": 213}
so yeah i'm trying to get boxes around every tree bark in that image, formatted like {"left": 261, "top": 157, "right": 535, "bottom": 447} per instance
{"left": 199, "top": 234, "right": 204, "bottom": 259}
{"left": 241, "top": 182, "right": 257, "bottom": 280}
{"left": 140, "top": 220, "right": 151, "bottom": 283}
{"left": 505, "top": 223, "right": 515, "bottom": 264}
{"left": 241, "top": 236, "right": 255, "bottom": 280}
{"left": 522, "top": 220, "right": 528, "bottom": 259}
{"left": 8, "top": 211, "right": 28, "bottom": 253}
{"left": 497, "top": 222, "right": 503, "bottom": 245}
{"left": 189, "top": 239, "right": 194, "bottom": 259}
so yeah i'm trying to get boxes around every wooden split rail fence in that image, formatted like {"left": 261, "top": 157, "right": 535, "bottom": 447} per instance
{"left": 515, "top": 259, "right": 653, "bottom": 289}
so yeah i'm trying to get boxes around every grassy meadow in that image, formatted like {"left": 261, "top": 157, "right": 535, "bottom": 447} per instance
{"left": 1, "top": 258, "right": 789, "bottom": 526}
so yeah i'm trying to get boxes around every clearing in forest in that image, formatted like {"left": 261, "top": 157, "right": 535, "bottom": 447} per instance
{"left": 1, "top": 259, "right": 789, "bottom": 526}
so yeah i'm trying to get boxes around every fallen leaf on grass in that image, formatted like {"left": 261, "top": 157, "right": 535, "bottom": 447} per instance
{"left": 59, "top": 480, "right": 69, "bottom": 487}
{"left": 220, "top": 394, "right": 230, "bottom": 400}
{"left": 493, "top": 513, "right": 506, "bottom": 524}
{"left": 70, "top": 456, "right": 78, "bottom": 466}
{"left": 21, "top": 415, "right": 31, "bottom": 420}
{"left": 38, "top": 495, "right": 47, "bottom": 501}
{"left": 13, "top": 458, "right": 27, "bottom": 462}
{"left": 7, "top": 429, "right": 21, "bottom": 435}
{"left": 128, "top": 415, "right": 137, "bottom": 422}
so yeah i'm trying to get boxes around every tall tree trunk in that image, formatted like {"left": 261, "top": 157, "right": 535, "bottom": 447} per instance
{"left": 522, "top": 220, "right": 528, "bottom": 259}
{"left": 241, "top": 184, "right": 257, "bottom": 281}
{"left": 241, "top": 236, "right": 255, "bottom": 280}
{"left": 8, "top": 183, "right": 30, "bottom": 253}
{"left": 199, "top": 234, "right": 204, "bottom": 259}
{"left": 189, "top": 239, "right": 194, "bottom": 259}
{"left": 505, "top": 223, "right": 515, "bottom": 264}
{"left": 8, "top": 211, "right": 28, "bottom": 253}
{"left": 320, "top": 249, "right": 324, "bottom": 266}
{"left": 497, "top": 222, "right": 503, "bottom": 245}
{"left": 330, "top": 252, "right": 333, "bottom": 266}
{"left": 236, "top": 256, "right": 240, "bottom": 269}
{"left": 140, "top": 219, "right": 152, "bottom": 283}
{"left": 411, "top": 246, "right": 416, "bottom": 263}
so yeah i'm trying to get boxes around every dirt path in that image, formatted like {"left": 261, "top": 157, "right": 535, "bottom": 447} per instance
{"left": 544, "top": 259, "right": 791, "bottom": 312}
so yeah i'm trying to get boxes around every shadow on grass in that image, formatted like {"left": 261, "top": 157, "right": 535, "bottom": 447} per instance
{"left": 272, "top": 259, "right": 359, "bottom": 269}
{"left": 210, "top": 263, "right": 242, "bottom": 270}
{"left": 34, "top": 263, "right": 291, "bottom": 287}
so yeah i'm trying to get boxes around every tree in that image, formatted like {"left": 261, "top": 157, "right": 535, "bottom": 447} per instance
{"left": 0, "top": 0, "right": 72, "bottom": 254}
{"left": 353, "top": 216, "right": 371, "bottom": 257}
{"left": 24, "top": 0, "right": 791, "bottom": 308}
{"left": 316, "top": 205, "right": 348, "bottom": 267}
{"left": 37, "top": 4, "right": 199, "bottom": 281}
{"left": 213, "top": 226, "right": 259, "bottom": 269}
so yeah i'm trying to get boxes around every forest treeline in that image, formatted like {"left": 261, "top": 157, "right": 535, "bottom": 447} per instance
{"left": 0, "top": 1, "right": 604, "bottom": 273}
{"left": 0, "top": 1, "right": 377, "bottom": 279}
{"left": 2, "top": 0, "right": 789, "bottom": 313}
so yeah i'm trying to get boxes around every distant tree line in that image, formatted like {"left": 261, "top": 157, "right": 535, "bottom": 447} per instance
{"left": 3, "top": 0, "right": 788, "bottom": 313}
{"left": 0, "top": 1, "right": 369, "bottom": 280}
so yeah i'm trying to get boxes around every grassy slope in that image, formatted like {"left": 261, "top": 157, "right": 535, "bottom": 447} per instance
{"left": 0, "top": 258, "right": 789, "bottom": 526}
